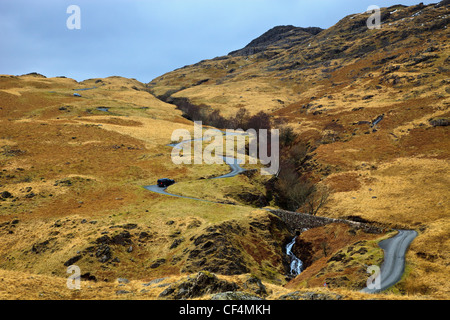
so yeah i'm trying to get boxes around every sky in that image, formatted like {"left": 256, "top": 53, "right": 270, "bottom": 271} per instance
{"left": 0, "top": 0, "right": 437, "bottom": 83}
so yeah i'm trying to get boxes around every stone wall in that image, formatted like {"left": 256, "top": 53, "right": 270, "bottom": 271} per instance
{"left": 268, "top": 209, "right": 383, "bottom": 234}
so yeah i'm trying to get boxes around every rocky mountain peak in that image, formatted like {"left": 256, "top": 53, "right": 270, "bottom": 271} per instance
{"left": 229, "top": 25, "right": 323, "bottom": 57}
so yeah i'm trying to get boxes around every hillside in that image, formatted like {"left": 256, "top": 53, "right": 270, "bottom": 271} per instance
{"left": 0, "top": 74, "right": 299, "bottom": 297}
{"left": 147, "top": 1, "right": 449, "bottom": 298}
{"left": 0, "top": 1, "right": 448, "bottom": 301}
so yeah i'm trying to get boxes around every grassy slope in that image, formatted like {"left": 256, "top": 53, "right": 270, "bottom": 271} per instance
{"left": 0, "top": 74, "right": 286, "bottom": 298}
{"left": 0, "top": 74, "right": 395, "bottom": 300}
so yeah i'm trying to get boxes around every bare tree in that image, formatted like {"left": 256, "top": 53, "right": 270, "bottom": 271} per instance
{"left": 304, "top": 184, "right": 330, "bottom": 216}
{"left": 274, "top": 161, "right": 315, "bottom": 212}
{"left": 230, "top": 107, "right": 251, "bottom": 130}
{"left": 247, "top": 111, "right": 271, "bottom": 131}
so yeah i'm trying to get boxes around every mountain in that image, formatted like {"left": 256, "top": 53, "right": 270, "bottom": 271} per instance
{"left": 228, "top": 25, "right": 324, "bottom": 57}
{"left": 147, "top": 1, "right": 449, "bottom": 298}
{"left": 148, "top": 2, "right": 449, "bottom": 116}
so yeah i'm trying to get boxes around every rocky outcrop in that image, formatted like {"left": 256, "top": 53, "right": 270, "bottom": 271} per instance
{"left": 159, "top": 271, "right": 239, "bottom": 299}
{"left": 181, "top": 213, "right": 292, "bottom": 277}
{"left": 429, "top": 118, "right": 449, "bottom": 127}
{"left": 278, "top": 291, "right": 342, "bottom": 300}
{"left": 211, "top": 291, "right": 263, "bottom": 300}
{"left": 182, "top": 221, "right": 250, "bottom": 275}
{"left": 158, "top": 272, "right": 273, "bottom": 300}
{"left": 63, "top": 226, "right": 140, "bottom": 268}
{"left": 229, "top": 25, "right": 323, "bottom": 57}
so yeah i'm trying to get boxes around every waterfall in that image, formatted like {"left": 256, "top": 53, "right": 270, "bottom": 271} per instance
{"left": 286, "top": 237, "right": 303, "bottom": 276}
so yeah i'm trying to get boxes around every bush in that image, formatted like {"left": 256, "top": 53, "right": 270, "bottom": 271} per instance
{"left": 279, "top": 126, "right": 297, "bottom": 147}
{"left": 172, "top": 99, "right": 272, "bottom": 132}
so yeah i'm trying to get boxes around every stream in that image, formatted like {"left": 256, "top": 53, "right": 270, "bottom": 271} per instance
{"left": 286, "top": 237, "right": 303, "bottom": 276}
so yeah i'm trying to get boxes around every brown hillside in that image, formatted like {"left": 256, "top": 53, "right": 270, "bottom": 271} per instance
{"left": 147, "top": 1, "right": 449, "bottom": 299}
{"left": 0, "top": 1, "right": 448, "bottom": 300}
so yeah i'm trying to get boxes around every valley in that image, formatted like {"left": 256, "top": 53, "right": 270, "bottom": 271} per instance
{"left": 0, "top": 1, "right": 449, "bottom": 301}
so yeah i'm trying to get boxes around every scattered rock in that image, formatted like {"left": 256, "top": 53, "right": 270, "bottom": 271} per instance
{"left": 31, "top": 238, "right": 56, "bottom": 254}
{"left": 143, "top": 278, "right": 168, "bottom": 287}
{"left": 120, "top": 223, "right": 138, "bottom": 230}
{"left": 159, "top": 271, "right": 239, "bottom": 300}
{"left": 53, "top": 220, "right": 63, "bottom": 228}
{"left": 116, "top": 290, "right": 131, "bottom": 295}
{"left": 278, "top": 291, "right": 343, "bottom": 300}
{"left": 64, "top": 255, "right": 83, "bottom": 267}
{"left": 187, "top": 219, "right": 202, "bottom": 229}
{"left": 138, "top": 231, "right": 152, "bottom": 240}
{"left": 429, "top": 118, "right": 449, "bottom": 127}
{"left": 111, "top": 231, "right": 133, "bottom": 246}
{"left": 150, "top": 258, "right": 166, "bottom": 269}
{"left": 328, "top": 252, "right": 346, "bottom": 263}
{"left": 96, "top": 244, "right": 112, "bottom": 263}
{"left": 1, "top": 147, "right": 26, "bottom": 157}
{"left": 416, "top": 251, "right": 438, "bottom": 262}
{"left": 182, "top": 221, "right": 250, "bottom": 275}
{"left": 54, "top": 179, "right": 72, "bottom": 187}
{"left": 211, "top": 292, "right": 264, "bottom": 300}
{"left": 24, "top": 192, "right": 36, "bottom": 199}
{"left": 117, "top": 278, "right": 129, "bottom": 284}
{"left": 81, "top": 273, "right": 97, "bottom": 282}
{"left": 1, "top": 191, "right": 13, "bottom": 199}
{"left": 243, "top": 275, "right": 268, "bottom": 297}
{"left": 170, "top": 230, "right": 181, "bottom": 238}
{"left": 236, "top": 192, "right": 268, "bottom": 207}
{"left": 170, "top": 238, "right": 184, "bottom": 249}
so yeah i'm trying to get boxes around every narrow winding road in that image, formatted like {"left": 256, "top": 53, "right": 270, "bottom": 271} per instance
{"left": 143, "top": 129, "right": 418, "bottom": 293}
{"left": 143, "top": 155, "right": 245, "bottom": 201}
{"left": 144, "top": 130, "right": 246, "bottom": 200}
{"left": 362, "top": 230, "right": 418, "bottom": 293}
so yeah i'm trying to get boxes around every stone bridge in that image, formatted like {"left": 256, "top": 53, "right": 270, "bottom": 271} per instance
{"left": 268, "top": 209, "right": 384, "bottom": 235}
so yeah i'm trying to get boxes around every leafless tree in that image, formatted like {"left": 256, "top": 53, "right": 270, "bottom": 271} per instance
{"left": 304, "top": 184, "right": 330, "bottom": 216}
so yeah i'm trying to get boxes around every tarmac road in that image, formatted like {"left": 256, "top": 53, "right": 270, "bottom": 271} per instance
{"left": 361, "top": 229, "right": 418, "bottom": 293}
{"left": 143, "top": 156, "right": 245, "bottom": 200}
{"left": 144, "top": 129, "right": 246, "bottom": 200}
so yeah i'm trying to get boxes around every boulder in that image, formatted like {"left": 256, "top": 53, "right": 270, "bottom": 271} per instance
{"left": 1, "top": 191, "right": 12, "bottom": 199}
{"left": 159, "top": 271, "right": 239, "bottom": 300}
{"left": 211, "top": 292, "right": 264, "bottom": 300}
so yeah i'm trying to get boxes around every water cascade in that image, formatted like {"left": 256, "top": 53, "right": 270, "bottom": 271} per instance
{"left": 286, "top": 237, "right": 303, "bottom": 276}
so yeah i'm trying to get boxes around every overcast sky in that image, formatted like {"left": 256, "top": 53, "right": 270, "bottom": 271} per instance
{"left": 0, "top": 0, "right": 436, "bottom": 83}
